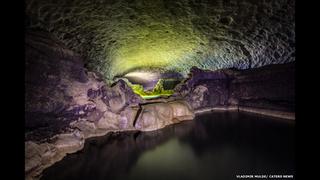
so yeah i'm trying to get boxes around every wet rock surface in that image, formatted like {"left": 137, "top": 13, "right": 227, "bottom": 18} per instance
{"left": 134, "top": 100, "right": 195, "bottom": 131}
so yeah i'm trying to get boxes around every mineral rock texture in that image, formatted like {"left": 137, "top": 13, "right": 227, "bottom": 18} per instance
{"left": 25, "top": 0, "right": 295, "bottom": 79}
{"left": 25, "top": 31, "right": 196, "bottom": 180}
{"left": 25, "top": 31, "right": 141, "bottom": 179}
{"left": 134, "top": 100, "right": 195, "bottom": 131}
{"left": 176, "top": 62, "right": 295, "bottom": 112}
{"left": 25, "top": 30, "right": 294, "bottom": 180}
{"left": 25, "top": 30, "right": 104, "bottom": 142}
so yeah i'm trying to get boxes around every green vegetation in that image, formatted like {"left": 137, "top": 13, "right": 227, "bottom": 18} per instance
{"left": 127, "top": 79, "right": 174, "bottom": 100}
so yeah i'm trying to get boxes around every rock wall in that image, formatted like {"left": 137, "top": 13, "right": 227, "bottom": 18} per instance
{"left": 230, "top": 63, "right": 295, "bottom": 112}
{"left": 25, "top": 31, "right": 195, "bottom": 180}
{"left": 175, "top": 62, "right": 295, "bottom": 113}
{"left": 25, "top": 30, "right": 294, "bottom": 180}
{"left": 176, "top": 67, "right": 231, "bottom": 109}
{"left": 26, "top": 30, "right": 102, "bottom": 141}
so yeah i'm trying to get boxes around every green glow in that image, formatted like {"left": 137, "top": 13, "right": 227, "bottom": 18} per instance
{"left": 105, "top": 0, "right": 208, "bottom": 77}
{"left": 111, "top": 25, "right": 204, "bottom": 76}
{"left": 126, "top": 79, "right": 174, "bottom": 100}
{"left": 27, "top": 0, "right": 295, "bottom": 80}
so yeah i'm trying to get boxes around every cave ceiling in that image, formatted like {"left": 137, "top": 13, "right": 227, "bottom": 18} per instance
{"left": 25, "top": 0, "right": 295, "bottom": 80}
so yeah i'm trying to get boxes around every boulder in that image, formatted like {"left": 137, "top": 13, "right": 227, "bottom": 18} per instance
{"left": 53, "top": 131, "right": 85, "bottom": 153}
{"left": 176, "top": 67, "right": 231, "bottom": 110}
{"left": 25, "top": 141, "right": 44, "bottom": 173}
{"left": 108, "top": 94, "right": 126, "bottom": 113}
{"left": 99, "top": 79, "right": 143, "bottom": 113}
{"left": 71, "top": 120, "right": 97, "bottom": 138}
{"left": 188, "top": 85, "right": 209, "bottom": 109}
{"left": 25, "top": 130, "right": 85, "bottom": 180}
{"left": 135, "top": 100, "right": 194, "bottom": 131}
{"left": 119, "top": 107, "right": 139, "bottom": 129}
{"left": 96, "top": 111, "right": 121, "bottom": 130}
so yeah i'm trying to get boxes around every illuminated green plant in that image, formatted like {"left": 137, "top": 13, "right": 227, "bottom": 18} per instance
{"left": 126, "top": 79, "right": 174, "bottom": 100}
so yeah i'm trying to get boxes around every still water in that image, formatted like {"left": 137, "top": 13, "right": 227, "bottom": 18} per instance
{"left": 41, "top": 112, "right": 295, "bottom": 180}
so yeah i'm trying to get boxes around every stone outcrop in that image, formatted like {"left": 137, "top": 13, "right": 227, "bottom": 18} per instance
{"left": 25, "top": 31, "right": 195, "bottom": 180}
{"left": 134, "top": 100, "right": 195, "bottom": 131}
{"left": 175, "top": 62, "right": 295, "bottom": 114}
{"left": 175, "top": 67, "right": 232, "bottom": 109}
{"left": 25, "top": 130, "right": 85, "bottom": 180}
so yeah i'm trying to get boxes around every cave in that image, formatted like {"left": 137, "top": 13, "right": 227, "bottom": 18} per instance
{"left": 25, "top": 0, "right": 295, "bottom": 180}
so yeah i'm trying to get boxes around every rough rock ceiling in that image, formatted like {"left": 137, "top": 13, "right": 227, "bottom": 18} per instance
{"left": 25, "top": 0, "right": 295, "bottom": 80}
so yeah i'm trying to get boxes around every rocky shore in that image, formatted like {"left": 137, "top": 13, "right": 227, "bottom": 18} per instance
{"left": 25, "top": 31, "right": 294, "bottom": 180}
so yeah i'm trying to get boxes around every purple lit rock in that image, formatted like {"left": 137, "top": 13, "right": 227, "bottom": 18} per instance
{"left": 176, "top": 63, "right": 294, "bottom": 112}
{"left": 175, "top": 67, "right": 232, "bottom": 109}
{"left": 25, "top": 29, "right": 294, "bottom": 180}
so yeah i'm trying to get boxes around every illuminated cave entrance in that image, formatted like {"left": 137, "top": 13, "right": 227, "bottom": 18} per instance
{"left": 120, "top": 71, "right": 183, "bottom": 100}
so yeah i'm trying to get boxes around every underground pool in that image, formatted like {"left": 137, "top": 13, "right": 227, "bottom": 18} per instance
{"left": 25, "top": 1, "right": 295, "bottom": 179}
{"left": 40, "top": 112, "right": 295, "bottom": 180}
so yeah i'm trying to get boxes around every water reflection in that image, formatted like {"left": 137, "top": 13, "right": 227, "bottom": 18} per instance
{"left": 41, "top": 112, "right": 294, "bottom": 180}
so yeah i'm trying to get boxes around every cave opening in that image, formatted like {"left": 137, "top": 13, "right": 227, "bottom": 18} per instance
{"left": 119, "top": 71, "right": 183, "bottom": 99}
